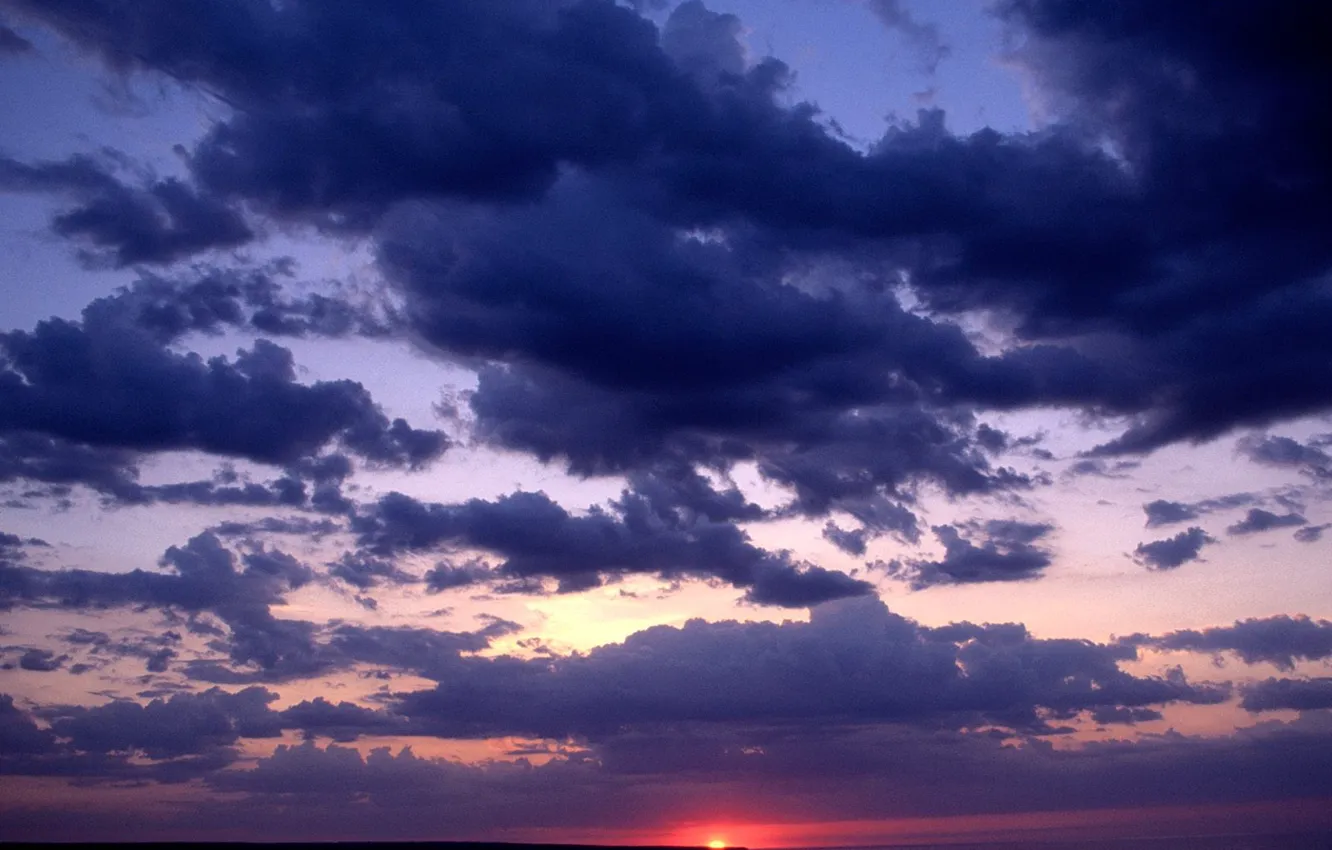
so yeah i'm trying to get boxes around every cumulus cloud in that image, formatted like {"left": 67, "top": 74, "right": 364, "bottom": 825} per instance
{"left": 1237, "top": 434, "right": 1332, "bottom": 479}
{"left": 1132, "top": 527, "right": 1214, "bottom": 570}
{"left": 0, "top": 433, "right": 143, "bottom": 500}
{"left": 390, "top": 597, "right": 1224, "bottom": 740}
{"left": 1226, "top": 508, "right": 1307, "bottom": 536}
{"left": 5, "top": 598, "right": 1228, "bottom": 767}
{"left": 43, "top": 686, "right": 283, "bottom": 759}
{"left": 0, "top": 694, "right": 58, "bottom": 755}
{"left": 57, "top": 627, "right": 179, "bottom": 674}
{"left": 0, "top": 301, "right": 446, "bottom": 471}
{"left": 86, "top": 264, "right": 400, "bottom": 343}
{"left": 1294, "top": 523, "right": 1330, "bottom": 543}
{"left": 1141, "top": 493, "right": 1260, "bottom": 528}
{"left": 8, "top": 0, "right": 1331, "bottom": 465}
{"left": 0, "top": 154, "right": 251, "bottom": 266}
{"left": 327, "top": 552, "right": 416, "bottom": 591}
{"left": 1122, "top": 615, "right": 1332, "bottom": 671}
{"left": 1089, "top": 705, "right": 1163, "bottom": 726}
{"left": 278, "top": 697, "right": 415, "bottom": 742}
{"left": 1241, "top": 678, "right": 1332, "bottom": 712}
{"left": 3, "top": 0, "right": 1332, "bottom": 837}
{"left": 16, "top": 647, "right": 66, "bottom": 671}
{"left": 381, "top": 181, "right": 1059, "bottom": 515}
{"left": 209, "top": 516, "right": 342, "bottom": 540}
{"left": 1065, "top": 458, "right": 1139, "bottom": 479}
{"left": 1, "top": 532, "right": 510, "bottom": 682}
{"left": 351, "top": 487, "right": 872, "bottom": 607}
{"left": 886, "top": 519, "right": 1055, "bottom": 588}
{"left": 1143, "top": 499, "right": 1202, "bottom": 527}
{"left": 660, "top": 0, "right": 747, "bottom": 85}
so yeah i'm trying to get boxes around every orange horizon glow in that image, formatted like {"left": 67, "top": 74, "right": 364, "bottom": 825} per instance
{"left": 488, "top": 796, "right": 1332, "bottom": 848}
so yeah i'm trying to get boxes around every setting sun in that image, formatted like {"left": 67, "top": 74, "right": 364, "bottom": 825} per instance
{"left": 708, "top": 840, "right": 727, "bottom": 849}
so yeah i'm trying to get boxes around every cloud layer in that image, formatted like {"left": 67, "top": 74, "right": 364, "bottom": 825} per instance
{"left": 2, "top": 0, "right": 1332, "bottom": 841}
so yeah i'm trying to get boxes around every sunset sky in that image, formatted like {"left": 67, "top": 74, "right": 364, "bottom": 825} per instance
{"left": 2, "top": 0, "right": 1331, "bottom": 845}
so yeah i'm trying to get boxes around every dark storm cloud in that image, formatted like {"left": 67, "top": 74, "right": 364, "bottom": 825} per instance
{"left": 13, "top": 0, "right": 996, "bottom": 253}
{"left": 886, "top": 519, "right": 1054, "bottom": 589}
{"left": 956, "top": 0, "right": 1332, "bottom": 452}
{"left": 391, "top": 597, "right": 1224, "bottom": 740}
{"left": 1241, "top": 678, "right": 1332, "bottom": 712}
{"left": 966, "top": 0, "right": 1332, "bottom": 323}
{"left": 1131, "top": 527, "right": 1214, "bottom": 570}
{"left": 0, "top": 4, "right": 1188, "bottom": 466}
{"left": 0, "top": 154, "right": 250, "bottom": 266}
{"left": 351, "top": 487, "right": 872, "bottom": 608}
{"left": 0, "top": 296, "right": 446, "bottom": 469}
{"left": 5, "top": 0, "right": 1332, "bottom": 462}
{"left": 3, "top": 0, "right": 708, "bottom": 219}
{"left": 1122, "top": 615, "right": 1332, "bottom": 671}
{"left": 383, "top": 179, "right": 1092, "bottom": 505}
{"left": 1226, "top": 508, "right": 1307, "bottom": 536}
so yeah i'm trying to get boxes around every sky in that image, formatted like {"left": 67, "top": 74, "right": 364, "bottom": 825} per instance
{"left": 1, "top": 0, "right": 1331, "bottom": 845}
